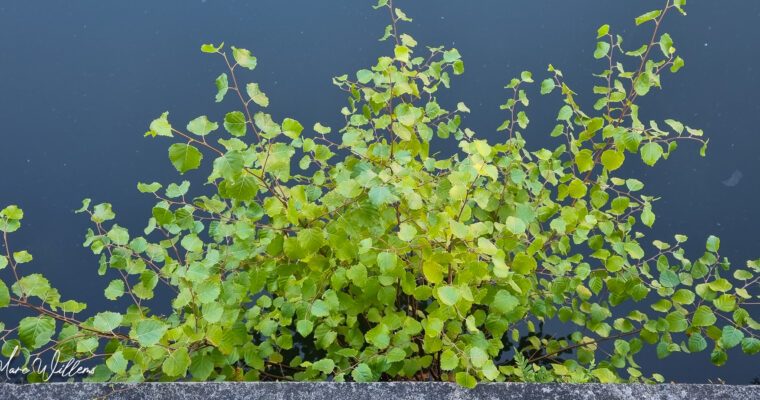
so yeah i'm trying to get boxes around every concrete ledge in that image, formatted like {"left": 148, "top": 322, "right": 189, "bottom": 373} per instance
{"left": 2, "top": 382, "right": 759, "bottom": 400}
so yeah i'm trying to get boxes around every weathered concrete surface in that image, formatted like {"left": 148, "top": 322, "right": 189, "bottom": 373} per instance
{"left": 1, "top": 382, "right": 759, "bottom": 400}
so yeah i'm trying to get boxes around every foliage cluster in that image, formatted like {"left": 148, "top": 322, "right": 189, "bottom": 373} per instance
{"left": 2, "top": 0, "right": 760, "bottom": 386}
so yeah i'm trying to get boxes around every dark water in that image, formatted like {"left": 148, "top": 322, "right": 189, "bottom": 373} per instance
{"left": 1, "top": 0, "right": 759, "bottom": 383}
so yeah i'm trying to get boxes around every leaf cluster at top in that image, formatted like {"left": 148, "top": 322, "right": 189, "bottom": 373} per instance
{"left": 1, "top": 0, "right": 758, "bottom": 387}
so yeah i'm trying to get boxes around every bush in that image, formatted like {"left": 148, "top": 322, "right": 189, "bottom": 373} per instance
{"left": 2, "top": 0, "right": 759, "bottom": 385}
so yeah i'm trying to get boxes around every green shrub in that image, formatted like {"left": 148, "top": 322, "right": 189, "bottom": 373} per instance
{"left": 2, "top": 0, "right": 759, "bottom": 385}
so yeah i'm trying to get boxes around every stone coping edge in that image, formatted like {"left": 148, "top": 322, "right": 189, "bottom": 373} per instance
{"left": 2, "top": 382, "right": 759, "bottom": 400}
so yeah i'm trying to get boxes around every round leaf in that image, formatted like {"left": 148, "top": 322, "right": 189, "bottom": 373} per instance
{"left": 168, "top": 143, "right": 203, "bottom": 174}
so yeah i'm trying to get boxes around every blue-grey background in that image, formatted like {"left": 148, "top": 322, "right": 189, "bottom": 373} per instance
{"left": 1, "top": 0, "right": 758, "bottom": 383}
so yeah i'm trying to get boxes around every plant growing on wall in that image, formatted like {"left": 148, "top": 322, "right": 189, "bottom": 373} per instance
{"left": 2, "top": 0, "right": 759, "bottom": 386}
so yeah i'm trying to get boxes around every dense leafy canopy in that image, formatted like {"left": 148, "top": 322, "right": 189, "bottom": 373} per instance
{"left": 2, "top": 0, "right": 759, "bottom": 386}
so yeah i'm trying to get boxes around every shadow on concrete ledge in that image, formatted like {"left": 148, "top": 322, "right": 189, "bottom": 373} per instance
{"left": 2, "top": 382, "right": 760, "bottom": 400}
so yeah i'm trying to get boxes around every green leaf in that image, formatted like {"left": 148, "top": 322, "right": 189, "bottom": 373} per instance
{"left": 597, "top": 24, "right": 610, "bottom": 38}
{"left": 187, "top": 115, "right": 218, "bottom": 136}
{"left": 0, "top": 281, "right": 9, "bottom": 307}
{"left": 215, "top": 73, "right": 228, "bottom": 103}
{"left": 423, "top": 261, "right": 443, "bottom": 284}
{"left": 351, "top": 363, "right": 374, "bottom": 382}
{"left": 378, "top": 25, "right": 393, "bottom": 41}
{"left": 666, "top": 311, "right": 688, "bottom": 332}
{"left": 575, "top": 149, "right": 594, "bottom": 172}
{"left": 213, "top": 151, "right": 244, "bottom": 180}
{"left": 296, "top": 320, "right": 314, "bottom": 337}
{"left": 93, "top": 311, "right": 122, "bottom": 332}
{"left": 688, "top": 333, "right": 707, "bottom": 352}
{"left": 672, "top": 289, "right": 695, "bottom": 305}
{"left": 104, "top": 280, "right": 125, "bottom": 300}
{"left": 0, "top": 205, "right": 23, "bottom": 219}
{"left": 107, "top": 225, "right": 129, "bottom": 246}
{"left": 106, "top": 351, "right": 127, "bottom": 374}
{"left": 297, "top": 228, "right": 324, "bottom": 255}
{"left": 201, "top": 42, "right": 223, "bottom": 53}
{"left": 711, "top": 350, "right": 727, "bottom": 366}
{"left": 394, "top": 45, "right": 410, "bottom": 63}
{"left": 594, "top": 41, "right": 611, "bottom": 59}
{"left": 512, "top": 253, "right": 537, "bottom": 274}
{"left": 670, "top": 56, "right": 684, "bottom": 73}
{"left": 659, "top": 33, "right": 674, "bottom": 57}
{"left": 635, "top": 10, "right": 661, "bottom": 25}
{"left": 168, "top": 143, "right": 203, "bottom": 174}
{"left": 144, "top": 111, "right": 173, "bottom": 138}
{"left": 443, "top": 49, "right": 461, "bottom": 63}
{"left": 601, "top": 150, "right": 624, "bottom": 171}
{"left": 76, "top": 337, "right": 98, "bottom": 353}
{"left": 664, "top": 119, "right": 684, "bottom": 134}
{"left": 224, "top": 111, "right": 247, "bottom": 137}
{"left": 398, "top": 223, "right": 417, "bottom": 242}
{"left": 395, "top": 104, "right": 422, "bottom": 127}
{"left": 568, "top": 178, "right": 587, "bottom": 199}
{"left": 625, "top": 179, "right": 644, "bottom": 191}
{"left": 538, "top": 79, "right": 554, "bottom": 95}
{"left": 469, "top": 346, "right": 488, "bottom": 368}
{"left": 282, "top": 118, "right": 304, "bottom": 139}
{"left": 477, "top": 238, "right": 498, "bottom": 256}
{"left": 18, "top": 316, "right": 56, "bottom": 350}
{"left": 311, "top": 300, "right": 329, "bottom": 317}
{"left": 706, "top": 235, "right": 720, "bottom": 252}
{"left": 624, "top": 242, "right": 645, "bottom": 259}
{"left": 152, "top": 207, "right": 174, "bottom": 226}
{"left": 356, "top": 69, "right": 373, "bottom": 84}
{"left": 592, "top": 368, "right": 618, "bottom": 383}
{"left": 137, "top": 182, "right": 162, "bottom": 193}
{"left": 606, "top": 256, "right": 624, "bottom": 272}
{"left": 659, "top": 269, "right": 679, "bottom": 288}
{"left": 12, "top": 274, "right": 51, "bottom": 298}
{"left": 491, "top": 290, "right": 518, "bottom": 314}
{"left": 517, "top": 111, "right": 529, "bottom": 129}
{"left": 219, "top": 176, "right": 258, "bottom": 201}
{"left": 640, "top": 142, "right": 663, "bottom": 166}
{"left": 165, "top": 181, "right": 190, "bottom": 198}
{"left": 377, "top": 252, "right": 397, "bottom": 273}
{"left": 133, "top": 319, "right": 168, "bottom": 347}
{"left": 181, "top": 234, "right": 204, "bottom": 253}
{"left": 440, "top": 349, "right": 459, "bottom": 370}
{"left": 400, "top": 33, "right": 417, "bottom": 48}
{"left": 634, "top": 72, "right": 651, "bottom": 96}
{"left": 437, "top": 286, "right": 460, "bottom": 306}
{"left": 196, "top": 281, "right": 220, "bottom": 304}
{"left": 505, "top": 216, "right": 526, "bottom": 235}
{"left": 12, "top": 250, "right": 33, "bottom": 264}
{"left": 231, "top": 46, "right": 257, "bottom": 70}
{"left": 313, "top": 122, "right": 331, "bottom": 134}
{"left": 557, "top": 105, "right": 573, "bottom": 121}
{"left": 720, "top": 326, "right": 743, "bottom": 349}
{"left": 742, "top": 338, "right": 760, "bottom": 354}
{"left": 245, "top": 83, "right": 269, "bottom": 107}
{"left": 368, "top": 186, "right": 396, "bottom": 206}
{"left": 455, "top": 372, "right": 477, "bottom": 388}
{"left": 163, "top": 348, "right": 190, "bottom": 377}
{"left": 313, "top": 358, "right": 335, "bottom": 374}
{"left": 713, "top": 294, "right": 735, "bottom": 312}
{"left": 692, "top": 305, "right": 717, "bottom": 327}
